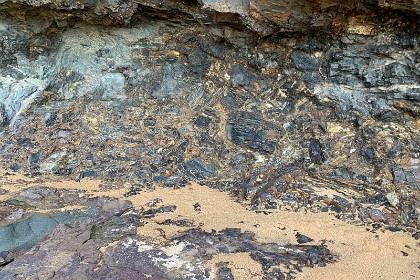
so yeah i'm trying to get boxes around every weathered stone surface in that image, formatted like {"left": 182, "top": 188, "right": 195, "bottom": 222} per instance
{"left": 309, "top": 139, "right": 327, "bottom": 165}
{"left": 228, "top": 111, "right": 278, "bottom": 155}
{"left": 0, "top": 184, "right": 336, "bottom": 280}
{"left": 0, "top": 103, "right": 7, "bottom": 129}
{"left": 0, "top": 0, "right": 418, "bottom": 125}
{"left": 0, "top": 0, "right": 419, "bottom": 278}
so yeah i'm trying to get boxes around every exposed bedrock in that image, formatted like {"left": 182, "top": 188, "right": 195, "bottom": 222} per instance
{"left": 0, "top": 0, "right": 418, "bottom": 125}
{"left": 0, "top": 0, "right": 419, "bottom": 230}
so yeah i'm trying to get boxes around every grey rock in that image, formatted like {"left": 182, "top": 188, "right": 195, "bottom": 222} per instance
{"left": 291, "top": 51, "right": 318, "bottom": 71}
{"left": 295, "top": 232, "right": 314, "bottom": 244}
{"left": 0, "top": 224, "right": 100, "bottom": 280}
{"left": 401, "top": 206, "right": 415, "bottom": 225}
{"left": 44, "top": 112, "right": 57, "bottom": 126}
{"left": 181, "top": 157, "right": 216, "bottom": 180}
{"left": 200, "top": 0, "right": 249, "bottom": 15}
{"left": 216, "top": 266, "right": 235, "bottom": 280}
{"left": 369, "top": 209, "right": 385, "bottom": 222}
{"left": 194, "top": 115, "right": 212, "bottom": 128}
{"left": 392, "top": 167, "right": 420, "bottom": 184}
{"left": 80, "top": 170, "right": 97, "bottom": 179}
{"left": 8, "top": 163, "right": 19, "bottom": 172}
{"left": 100, "top": 73, "right": 126, "bottom": 100}
{"left": 361, "top": 147, "right": 375, "bottom": 163}
{"left": 229, "top": 64, "right": 256, "bottom": 86}
{"left": 100, "top": 199, "right": 133, "bottom": 217}
{"left": 333, "top": 195, "right": 352, "bottom": 208}
{"left": 0, "top": 215, "right": 60, "bottom": 252}
{"left": 151, "top": 64, "right": 182, "bottom": 99}
{"left": 0, "top": 103, "right": 8, "bottom": 128}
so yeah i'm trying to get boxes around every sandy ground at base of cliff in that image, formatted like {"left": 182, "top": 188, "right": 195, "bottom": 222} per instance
{"left": 0, "top": 170, "right": 419, "bottom": 279}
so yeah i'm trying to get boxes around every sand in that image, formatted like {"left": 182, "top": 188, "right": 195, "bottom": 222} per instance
{"left": 0, "top": 171, "right": 418, "bottom": 279}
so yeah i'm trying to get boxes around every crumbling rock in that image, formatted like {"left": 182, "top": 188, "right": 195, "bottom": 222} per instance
{"left": 0, "top": 0, "right": 419, "bottom": 276}
{"left": 228, "top": 111, "right": 278, "bottom": 155}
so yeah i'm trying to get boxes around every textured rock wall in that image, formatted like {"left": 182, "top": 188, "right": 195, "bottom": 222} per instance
{"left": 0, "top": 0, "right": 419, "bottom": 230}
{"left": 0, "top": 0, "right": 419, "bottom": 125}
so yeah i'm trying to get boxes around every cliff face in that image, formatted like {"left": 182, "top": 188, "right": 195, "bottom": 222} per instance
{"left": 1, "top": 0, "right": 419, "bottom": 125}
{"left": 0, "top": 1, "right": 419, "bottom": 277}
{"left": 1, "top": 0, "right": 419, "bottom": 119}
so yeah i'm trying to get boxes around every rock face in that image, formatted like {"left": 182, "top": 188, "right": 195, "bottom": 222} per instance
{"left": 0, "top": 0, "right": 418, "bottom": 124}
{"left": 0, "top": 0, "right": 419, "bottom": 278}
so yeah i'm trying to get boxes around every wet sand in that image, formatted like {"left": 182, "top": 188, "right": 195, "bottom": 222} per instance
{"left": 0, "top": 171, "right": 418, "bottom": 279}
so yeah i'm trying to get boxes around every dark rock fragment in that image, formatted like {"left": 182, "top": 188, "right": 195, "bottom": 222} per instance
{"left": 330, "top": 205, "right": 342, "bottom": 213}
{"left": 370, "top": 100, "right": 400, "bottom": 122}
{"left": 44, "top": 113, "right": 57, "bottom": 126}
{"left": 387, "top": 227, "right": 402, "bottom": 232}
{"left": 181, "top": 157, "right": 216, "bottom": 180}
{"left": 392, "top": 168, "right": 407, "bottom": 183}
{"left": 176, "top": 227, "right": 332, "bottom": 277}
{"left": 216, "top": 264, "right": 234, "bottom": 280}
{"left": 145, "top": 198, "right": 162, "bottom": 207}
{"left": 366, "top": 193, "right": 386, "bottom": 204}
{"left": 156, "top": 219, "right": 194, "bottom": 227}
{"left": 361, "top": 147, "right": 375, "bottom": 162}
{"left": 265, "top": 201, "right": 277, "bottom": 209}
{"left": 186, "top": 48, "right": 211, "bottom": 75}
{"left": 173, "top": 141, "right": 189, "bottom": 163}
{"left": 151, "top": 64, "right": 183, "bottom": 99}
{"left": 163, "top": 176, "right": 183, "bottom": 188}
{"left": 0, "top": 103, "right": 8, "bottom": 129}
{"left": 199, "top": 132, "right": 216, "bottom": 145}
{"left": 54, "top": 167, "right": 73, "bottom": 175}
{"left": 228, "top": 111, "right": 278, "bottom": 154}
{"left": 301, "top": 32, "right": 330, "bottom": 52}
{"left": 291, "top": 51, "right": 318, "bottom": 71}
{"left": 194, "top": 115, "right": 211, "bottom": 128}
{"left": 124, "top": 188, "right": 142, "bottom": 197}
{"left": 16, "top": 138, "right": 34, "bottom": 148}
{"left": 391, "top": 167, "right": 420, "bottom": 184}
{"left": 333, "top": 195, "right": 352, "bottom": 208}
{"left": 264, "top": 268, "right": 285, "bottom": 280}
{"left": 0, "top": 52, "right": 17, "bottom": 67}
{"left": 295, "top": 232, "right": 314, "bottom": 244}
{"left": 9, "top": 163, "right": 20, "bottom": 172}
{"left": 229, "top": 64, "right": 256, "bottom": 86}
{"left": 80, "top": 170, "right": 97, "bottom": 179}
{"left": 193, "top": 202, "right": 201, "bottom": 211}
{"left": 384, "top": 62, "right": 416, "bottom": 85}
{"left": 30, "top": 151, "right": 42, "bottom": 165}
{"left": 401, "top": 206, "right": 415, "bottom": 225}
{"left": 368, "top": 209, "right": 385, "bottom": 222}
{"left": 142, "top": 205, "right": 176, "bottom": 218}
{"left": 192, "top": 36, "right": 225, "bottom": 59}
{"left": 309, "top": 139, "right": 327, "bottom": 164}
{"left": 86, "top": 152, "right": 94, "bottom": 160}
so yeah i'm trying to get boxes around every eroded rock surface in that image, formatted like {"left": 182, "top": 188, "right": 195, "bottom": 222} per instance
{"left": 0, "top": 0, "right": 419, "bottom": 278}
{"left": 0, "top": 180, "right": 336, "bottom": 279}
